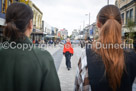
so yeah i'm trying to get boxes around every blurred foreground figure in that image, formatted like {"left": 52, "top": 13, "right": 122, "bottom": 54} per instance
{"left": 0, "top": 3, "right": 61, "bottom": 91}
{"left": 63, "top": 38, "right": 74, "bottom": 70}
{"left": 75, "top": 5, "right": 136, "bottom": 91}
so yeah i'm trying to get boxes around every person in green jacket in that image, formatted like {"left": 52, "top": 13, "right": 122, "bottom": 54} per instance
{"left": 0, "top": 3, "right": 61, "bottom": 91}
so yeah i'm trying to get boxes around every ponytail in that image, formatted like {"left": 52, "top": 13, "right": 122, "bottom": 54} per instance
{"left": 4, "top": 21, "right": 24, "bottom": 41}
{"left": 98, "top": 18, "right": 124, "bottom": 91}
{"left": 100, "top": 19, "right": 122, "bottom": 43}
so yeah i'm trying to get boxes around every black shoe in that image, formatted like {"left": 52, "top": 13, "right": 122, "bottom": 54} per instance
{"left": 68, "top": 68, "right": 70, "bottom": 70}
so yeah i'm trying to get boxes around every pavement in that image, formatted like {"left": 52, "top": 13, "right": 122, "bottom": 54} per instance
{"left": 58, "top": 47, "right": 82, "bottom": 91}
{"left": 45, "top": 45, "right": 63, "bottom": 71}
{"left": 133, "top": 79, "right": 136, "bottom": 91}
{"left": 45, "top": 45, "right": 61, "bottom": 55}
{"left": 52, "top": 48, "right": 63, "bottom": 71}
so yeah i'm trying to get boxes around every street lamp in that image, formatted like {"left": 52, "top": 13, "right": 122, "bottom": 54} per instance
{"left": 85, "top": 13, "right": 90, "bottom": 26}
{"left": 85, "top": 12, "right": 91, "bottom": 37}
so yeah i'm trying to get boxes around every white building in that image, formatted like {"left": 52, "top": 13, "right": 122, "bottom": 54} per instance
{"left": 59, "top": 28, "right": 68, "bottom": 39}
{"left": 45, "top": 22, "right": 52, "bottom": 35}
{"left": 71, "top": 29, "right": 79, "bottom": 39}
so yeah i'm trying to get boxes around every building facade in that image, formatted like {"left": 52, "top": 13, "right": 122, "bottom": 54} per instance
{"left": 0, "top": 0, "right": 14, "bottom": 42}
{"left": 0, "top": 0, "right": 44, "bottom": 42}
{"left": 58, "top": 28, "right": 68, "bottom": 39}
{"left": 116, "top": 0, "right": 136, "bottom": 33}
{"left": 71, "top": 29, "right": 78, "bottom": 39}
{"left": 45, "top": 22, "right": 52, "bottom": 35}
{"left": 28, "top": 1, "right": 43, "bottom": 41}
{"left": 28, "top": 1, "right": 43, "bottom": 31}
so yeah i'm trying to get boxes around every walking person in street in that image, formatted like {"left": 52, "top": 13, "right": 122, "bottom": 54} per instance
{"left": 80, "top": 40, "right": 84, "bottom": 48}
{"left": 0, "top": 3, "right": 61, "bottom": 91}
{"left": 63, "top": 38, "right": 74, "bottom": 70}
{"left": 35, "top": 39, "right": 39, "bottom": 46}
{"left": 75, "top": 5, "right": 136, "bottom": 91}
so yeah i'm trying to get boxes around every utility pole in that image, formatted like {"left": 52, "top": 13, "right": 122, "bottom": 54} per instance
{"left": 85, "top": 13, "right": 90, "bottom": 26}
{"left": 89, "top": 13, "right": 90, "bottom": 26}
{"left": 88, "top": 13, "right": 90, "bottom": 37}
{"left": 107, "top": 0, "right": 109, "bottom": 5}
{"left": 83, "top": 21, "right": 85, "bottom": 30}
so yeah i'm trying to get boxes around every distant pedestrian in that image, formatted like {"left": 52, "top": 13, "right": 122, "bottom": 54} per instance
{"left": 44, "top": 39, "right": 47, "bottom": 44}
{"left": 75, "top": 5, "right": 136, "bottom": 91}
{"left": 80, "top": 40, "right": 84, "bottom": 48}
{"left": 35, "top": 40, "right": 39, "bottom": 46}
{"left": 63, "top": 38, "right": 74, "bottom": 70}
{"left": 0, "top": 3, "right": 61, "bottom": 91}
{"left": 33, "top": 40, "right": 35, "bottom": 44}
{"left": 85, "top": 34, "right": 92, "bottom": 49}
{"left": 54, "top": 39, "right": 57, "bottom": 47}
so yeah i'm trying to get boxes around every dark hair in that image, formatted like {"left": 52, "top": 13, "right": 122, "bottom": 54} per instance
{"left": 4, "top": 3, "right": 33, "bottom": 41}
{"left": 94, "top": 5, "right": 124, "bottom": 91}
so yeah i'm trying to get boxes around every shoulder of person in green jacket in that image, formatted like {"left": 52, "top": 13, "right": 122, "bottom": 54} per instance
{"left": 33, "top": 48, "right": 61, "bottom": 91}
{"left": 0, "top": 37, "right": 61, "bottom": 91}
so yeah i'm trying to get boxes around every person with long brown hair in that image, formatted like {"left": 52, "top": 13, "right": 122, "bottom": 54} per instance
{"left": 75, "top": 5, "right": 136, "bottom": 91}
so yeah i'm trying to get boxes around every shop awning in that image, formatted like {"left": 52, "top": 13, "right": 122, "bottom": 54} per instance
{"left": 0, "top": 18, "right": 5, "bottom": 26}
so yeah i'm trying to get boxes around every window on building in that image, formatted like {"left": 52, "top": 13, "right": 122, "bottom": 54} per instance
{"left": 2, "top": 0, "right": 6, "bottom": 13}
{"left": 121, "top": 13, "right": 124, "bottom": 24}
{"left": 121, "top": 0, "right": 125, "bottom": 3}
{"left": 8, "top": 0, "right": 13, "bottom": 6}
{"left": 14, "top": 0, "right": 19, "bottom": 1}
{"left": 126, "top": 11, "right": 129, "bottom": 24}
{"left": 130, "top": 9, "right": 133, "bottom": 21}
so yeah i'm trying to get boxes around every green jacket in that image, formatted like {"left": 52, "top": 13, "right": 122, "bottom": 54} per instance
{"left": 0, "top": 37, "right": 61, "bottom": 91}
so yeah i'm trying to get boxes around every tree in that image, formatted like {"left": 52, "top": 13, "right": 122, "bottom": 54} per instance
{"left": 126, "top": 19, "right": 136, "bottom": 39}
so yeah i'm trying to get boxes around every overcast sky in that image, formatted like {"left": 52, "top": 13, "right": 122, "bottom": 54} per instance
{"left": 32, "top": 0, "right": 115, "bottom": 35}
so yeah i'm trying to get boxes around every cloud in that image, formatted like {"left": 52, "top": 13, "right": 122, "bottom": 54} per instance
{"left": 32, "top": 0, "right": 115, "bottom": 35}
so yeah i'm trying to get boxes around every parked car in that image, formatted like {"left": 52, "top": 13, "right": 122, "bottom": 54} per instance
{"left": 60, "top": 40, "right": 66, "bottom": 45}
{"left": 71, "top": 40, "right": 80, "bottom": 44}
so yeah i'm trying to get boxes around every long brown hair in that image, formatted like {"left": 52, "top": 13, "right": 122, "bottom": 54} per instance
{"left": 93, "top": 5, "right": 125, "bottom": 91}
